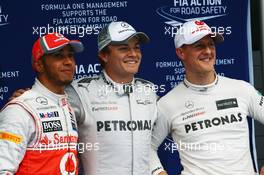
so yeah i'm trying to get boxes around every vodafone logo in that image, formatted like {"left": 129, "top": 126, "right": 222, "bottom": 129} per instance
{"left": 60, "top": 152, "right": 77, "bottom": 175}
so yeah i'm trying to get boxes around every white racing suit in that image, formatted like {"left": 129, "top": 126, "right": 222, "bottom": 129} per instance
{"left": 68, "top": 70, "right": 158, "bottom": 175}
{"left": 0, "top": 79, "right": 78, "bottom": 174}
{"left": 150, "top": 75, "right": 264, "bottom": 175}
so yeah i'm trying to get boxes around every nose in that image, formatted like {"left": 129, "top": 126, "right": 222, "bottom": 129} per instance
{"left": 63, "top": 55, "right": 75, "bottom": 65}
{"left": 203, "top": 46, "right": 213, "bottom": 55}
{"left": 128, "top": 48, "right": 139, "bottom": 57}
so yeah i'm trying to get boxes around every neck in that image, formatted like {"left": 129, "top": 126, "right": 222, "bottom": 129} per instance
{"left": 104, "top": 69, "right": 133, "bottom": 84}
{"left": 37, "top": 77, "right": 65, "bottom": 95}
{"left": 185, "top": 70, "right": 216, "bottom": 85}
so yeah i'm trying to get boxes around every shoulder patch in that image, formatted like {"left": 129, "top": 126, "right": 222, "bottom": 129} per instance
{"left": 77, "top": 76, "right": 99, "bottom": 84}
{"left": 135, "top": 78, "right": 154, "bottom": 85}
{"left": 0, "top": 131, "right": 22, "bottom": 144}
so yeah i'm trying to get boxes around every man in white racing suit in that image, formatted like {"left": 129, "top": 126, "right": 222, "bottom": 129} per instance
{"left": 71, "top": 70, "right": 157, "bottom": 175}
{"left": 150, "top": 20, "right": 264, "bottom": 175}
{"left": 0, "top": 33, "right": 84, "bottom": 174}
{"left": 67, "top": 21, "right": 158, "bottom": 175}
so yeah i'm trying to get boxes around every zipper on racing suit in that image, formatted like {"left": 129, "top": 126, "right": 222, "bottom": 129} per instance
{"left": 124, "top": 84, "right": 134, "bottom": 175}
{"left": 128, "top": 93, "right": 134, "bottom": 175}
{"left": 60, "top": 97, "right": 75, "bottom": 175}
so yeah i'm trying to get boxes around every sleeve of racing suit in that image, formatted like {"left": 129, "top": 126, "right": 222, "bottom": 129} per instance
{"left": 247, "top": 83, "right": 264, "bottom": 124}
{"left": 150, "top": 104, "right": 171, "bottom": 175}
{"left": 67, "top": 81, "right": 97, "bottom": 175}
{"left": 77, "top": 102, "right": 98, "bottom": 175}
{"left": 0, "top": 105, "right": 35, "bottom": 174}
{"left": 66, "top": 83, "right": 86, "bottom": 125}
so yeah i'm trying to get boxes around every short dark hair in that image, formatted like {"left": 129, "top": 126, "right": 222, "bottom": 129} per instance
{"left": 98, "top": 45, "right": 110, "bottom": 68}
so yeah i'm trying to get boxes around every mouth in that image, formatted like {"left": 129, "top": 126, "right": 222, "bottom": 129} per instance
{"left": 123, "top": 59, "right": 138, "bottom": 64}
{"left": 61, "top": 69, "right": 74, "bottom": 74}
{"left": 199, "top": 57, "right": 211, "bottom": 62}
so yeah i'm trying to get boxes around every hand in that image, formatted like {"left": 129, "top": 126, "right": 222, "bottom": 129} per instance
{"left": 8, "top": 88, "right": 30, "bottom": 101}
{"left": 260, "top": 166, "right": 264, "bottom": 175}
{"left": 158, "top": 171, "right": 168, "bottom": 175}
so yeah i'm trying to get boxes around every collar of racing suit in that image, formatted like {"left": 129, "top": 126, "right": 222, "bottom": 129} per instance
{"left": 183, "top": 73, "right": 219, "bottom": 92}
{"left": 101, "top": 70, "right": 135, "bottom": 95}
{"left": 33, "top": 78, "right": 70, "bottom": 106}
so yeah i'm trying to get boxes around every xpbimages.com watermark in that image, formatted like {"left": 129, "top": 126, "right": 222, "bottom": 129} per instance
{"left": 34, "top": 142, "right": 100, "bottom": 153}
{"left": 165, "top": 25, "right": 232, "bottom": 38}
{"left": 97, "top": 83, "right": 166, "bottom": 95}
{"left": 163, "top": 140, "right": 232, "bottom": 153}
{"left": 32, "top": 24, "right": 101, "bottom": 37}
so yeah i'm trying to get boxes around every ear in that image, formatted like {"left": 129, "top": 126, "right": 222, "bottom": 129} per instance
{"left": 175, "top": 48, "right": 185, "bottom": 61}
{"left": 33, "top": 60, "right": 44, "bottom": 73}
{"left": 98, "top": 52, "right": 108, "bottom": 64}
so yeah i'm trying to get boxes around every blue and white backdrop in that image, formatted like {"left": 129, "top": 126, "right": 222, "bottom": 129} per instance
{"left": 0, "top": 0, "right": 257, "bottom": 174}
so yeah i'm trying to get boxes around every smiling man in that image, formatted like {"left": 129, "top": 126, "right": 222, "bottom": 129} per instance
{"left": 0, "top": 33, "right": 83, "bottom": 174}
{"left": 68, "top": 21, "right": 158, "bottom": 175}
{"left": 150, "top": 20, "right": 264, "bottom": 175}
